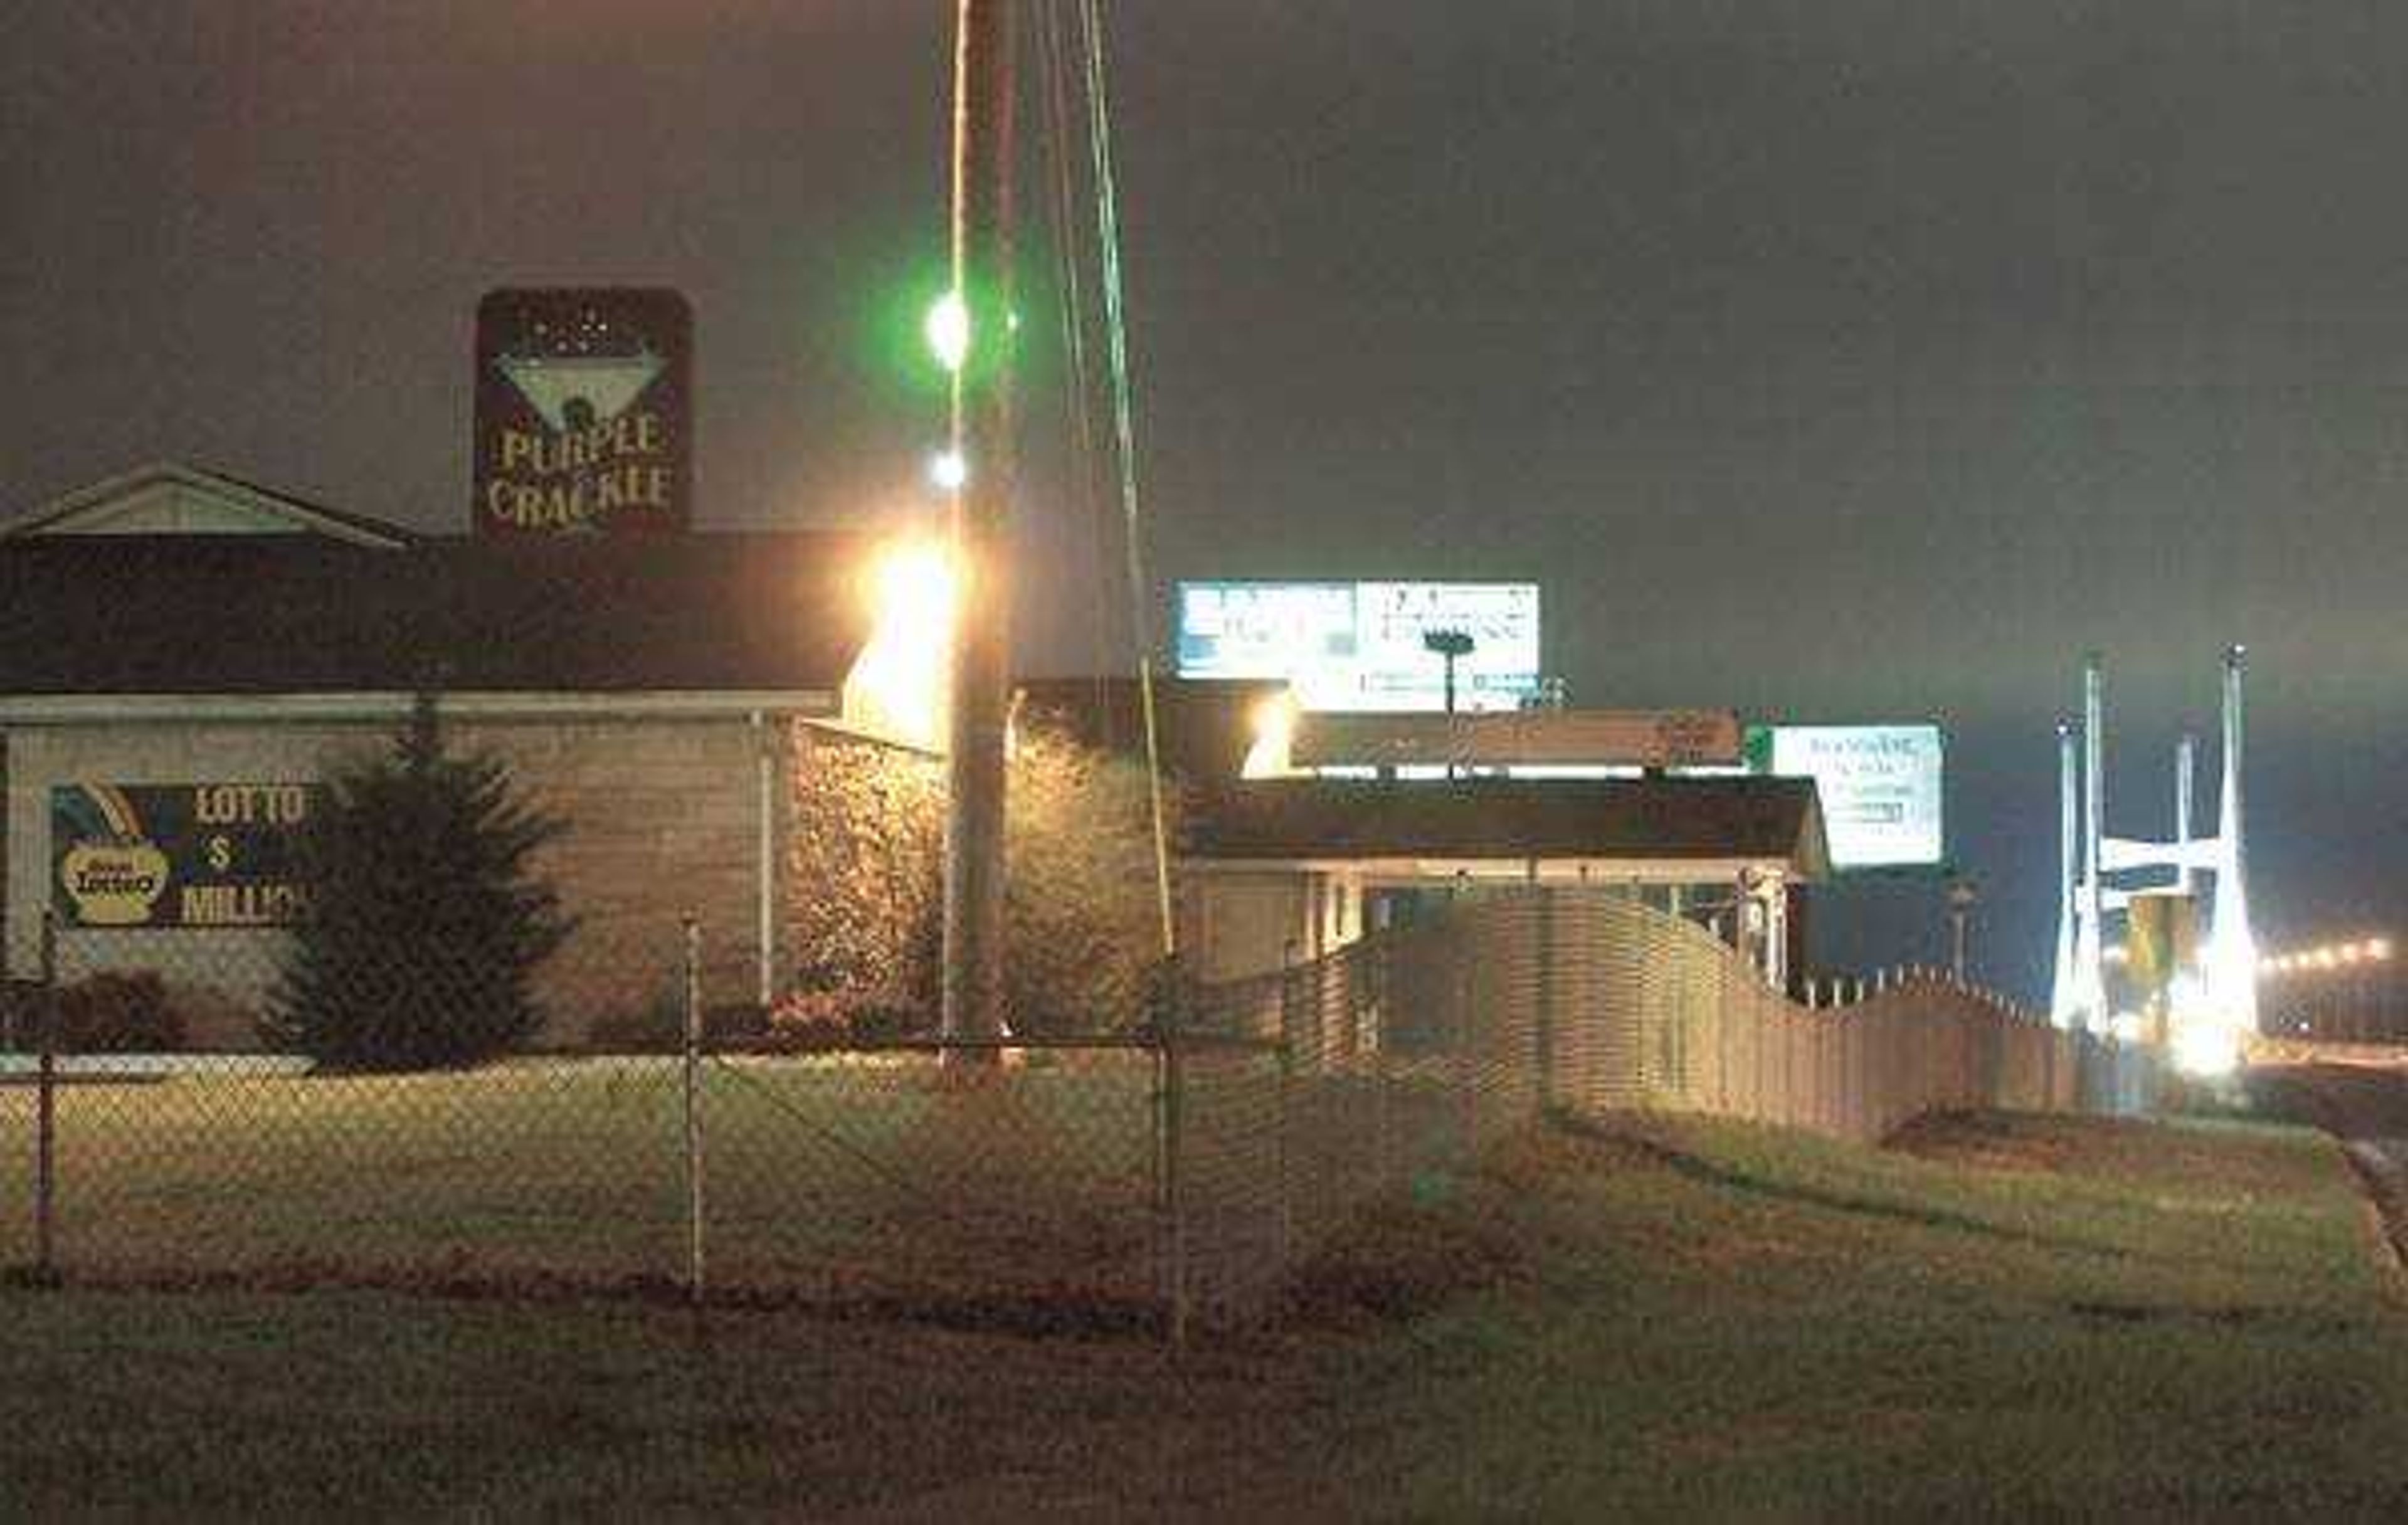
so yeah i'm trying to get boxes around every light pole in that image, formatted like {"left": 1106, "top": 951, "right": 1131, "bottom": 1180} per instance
{"left": 1946, "top": 877, "right": 1978, "bottom": 983}
{"left": 1423, "top": 628, "right": 1474, "bottom": 715}
{"left": 1423, "top": 628, "right": 1474, "bottom": 781}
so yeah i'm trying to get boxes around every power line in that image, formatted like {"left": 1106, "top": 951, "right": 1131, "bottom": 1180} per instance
{"left": 1070, "top": 0, "right": 1178, "bottom": 958}
{"left": 1035, "top": 0, "right": 1117, "bottom": 739}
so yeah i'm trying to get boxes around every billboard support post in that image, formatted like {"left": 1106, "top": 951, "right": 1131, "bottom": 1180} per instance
{"left": 34, "top": 909, "right": 56, "bottom": 1280}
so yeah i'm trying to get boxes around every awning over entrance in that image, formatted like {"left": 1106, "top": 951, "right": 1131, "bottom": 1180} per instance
{"left": 1179, "top": 774, "right": 1828, "bottom": 988}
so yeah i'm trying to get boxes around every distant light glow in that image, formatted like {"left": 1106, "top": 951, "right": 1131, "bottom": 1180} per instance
{"left": 1242, "top": 690, "right": 1299, "bottom": 779}
{"left": 2259, "top": 937, "right": 2397, "bottom": 977}
{"left": 929, "top": 449, "right": 967, "bottom": 492}
{"left": 2172, "top": 1020, "right": 2242, "bottom": 1079}
{"left": 926, "top": 292, "right": 970, "bottom": 374}
{"left": 2165, "top": 968, "right": 2246, "bottom": 1078}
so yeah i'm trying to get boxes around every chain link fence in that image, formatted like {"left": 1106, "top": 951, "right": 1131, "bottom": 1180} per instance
{"left": 1165, "top": 890, "right": 2156, "bottom": 1317}
{"left": 6, "top": 889, "right": 2154, "bottom": 1336}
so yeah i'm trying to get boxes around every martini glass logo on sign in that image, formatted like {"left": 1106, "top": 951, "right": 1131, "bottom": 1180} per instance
{"left": 473, "top": 289, "right": 693, "bottom": 535}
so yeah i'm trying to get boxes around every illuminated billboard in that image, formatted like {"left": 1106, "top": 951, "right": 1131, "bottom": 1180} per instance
{"left": 1745, "top": 724, "right": 1945, "bottom": 871}
{"left": 1175, "top": 581, "right": 1539, "bottom": 711}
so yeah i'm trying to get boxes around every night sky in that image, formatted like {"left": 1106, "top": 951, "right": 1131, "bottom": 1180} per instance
{"left": 9, "top": 3, "right": 2408, "bottom": 998}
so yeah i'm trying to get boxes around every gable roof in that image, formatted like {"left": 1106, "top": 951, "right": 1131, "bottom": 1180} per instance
{"left": 0, "top": 530, "right": 876, "bottom": 702}
{"left": 1190, "top": 775, "right": 1830, "bottom": 879}
{"left": 3, "top": 463, "right": 420, "bottom": 549}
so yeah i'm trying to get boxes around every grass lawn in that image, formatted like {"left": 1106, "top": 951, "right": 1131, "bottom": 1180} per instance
{"left": 1299, "top": 1109, "right": 2408, "bottom": 1518}
{"left": 6, "top": 1098, "right": 2407, "bottom": 1518}
{"left": 0, "top": 1053, "right": 1170, "bottom": 1307}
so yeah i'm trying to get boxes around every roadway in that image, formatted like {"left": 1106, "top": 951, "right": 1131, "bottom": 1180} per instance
{"left": 2247, "top": 1045, "right": 2408, "bottom": 1267}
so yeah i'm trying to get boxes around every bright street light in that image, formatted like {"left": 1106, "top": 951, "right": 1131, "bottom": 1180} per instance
{"left": 925, "top": 290, "right": 971, "bottom": 374}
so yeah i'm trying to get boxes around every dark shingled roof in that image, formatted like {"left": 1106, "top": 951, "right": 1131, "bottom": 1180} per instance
{"left": 0, "top": 532, "right": 876, "bottom": 697}
{"left": 1192, "top": 775, "right": 1830, "bottom": 878}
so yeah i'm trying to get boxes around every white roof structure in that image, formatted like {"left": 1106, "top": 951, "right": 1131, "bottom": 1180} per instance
{"left": 2, "top": 462, "right": 416, "bottom": 549}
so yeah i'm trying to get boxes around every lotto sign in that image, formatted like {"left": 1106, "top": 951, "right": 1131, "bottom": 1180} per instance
{"left": 51, "top": 783, "right": 324, "bottom": 927}
{"left": 473, "top": 288, "right": 692, "bottom": 535}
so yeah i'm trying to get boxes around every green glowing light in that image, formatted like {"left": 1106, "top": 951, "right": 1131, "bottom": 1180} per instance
{"left": 926, "top": 291, "right": 971, "bottom": 374}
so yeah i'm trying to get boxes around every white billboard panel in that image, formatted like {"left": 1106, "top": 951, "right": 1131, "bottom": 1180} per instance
{"left": 1175, "top": 580, "right": 1539, "bottom": 711}
{"left": 1750, "top": 724, "right": 1945, "bottom": 871}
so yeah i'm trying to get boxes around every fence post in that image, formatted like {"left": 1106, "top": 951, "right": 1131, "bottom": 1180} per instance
{"left": 1535, "top": 893, "right": 1557, "bottom": 1119}
{"left": 1456, "top": 951, "right": 1479, "bottom": 1155}
{"left": 1163, "top": 965, "right": 1190, "bottom": 1352}
{"left": 681, "top": 917, "right": 705, "bottom": 1306}
{"left": 1373, "top": 937, "right": 1394, "bottom": 1186}
{"left": 1780, "top": 999, "right": 1797, "bottom": 1128}
{"left": 1275, "top": 947, "right": 1296, "bottom": 1292}
{"left": 34, "top": 910, "right": 58, "bottom": 1280}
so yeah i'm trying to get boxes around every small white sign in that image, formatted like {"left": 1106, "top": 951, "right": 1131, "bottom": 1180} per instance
{"left": 1757, "top": 724, "right": 1945, "bottom": 870}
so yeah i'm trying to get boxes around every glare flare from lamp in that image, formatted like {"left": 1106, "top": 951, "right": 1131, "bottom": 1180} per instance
{"left": 1242, "top": 690, "right": 1300, "bottom": 780}
{"left": 2170, "top": 1017, "right": 2242, "bottom": 1079}
{"left": 845, "top": 538, "right": 959, "bottom": 752}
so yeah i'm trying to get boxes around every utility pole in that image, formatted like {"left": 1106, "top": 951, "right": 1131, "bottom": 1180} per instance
{"left": 942, "top": 0, "right": 1017, "bottom": 1045}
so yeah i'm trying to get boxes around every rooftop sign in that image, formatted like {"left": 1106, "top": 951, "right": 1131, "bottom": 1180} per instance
{"left": 1175, "top": 580, "right": 1539, "bottom": 711}
{"left": 473, "top": 288, "right": 692, "bottom": 536}
{"left": 1291, "top": 709, "right": 1742, "bottom": 769}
